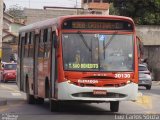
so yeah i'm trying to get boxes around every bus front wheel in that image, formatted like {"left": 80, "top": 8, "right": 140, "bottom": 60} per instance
{"left": 110, "top": 101, "right": 119, "bottom": 112}
{"left": 49, "top": 100, "right": 59, "bottom": 112}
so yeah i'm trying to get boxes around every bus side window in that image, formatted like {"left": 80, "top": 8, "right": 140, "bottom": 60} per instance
{"left": 44, "top": 28, "right": 51, "bottom": 58}
{"left": 28, "top": 32, "right": 34, "bottom": 57}
{"left": 43, "top": 29, "right": 48, "bottom": 43}
{"left": 18, "top": 34, "right": 21, "bottom": 58}
{"left": 24, "top": 33, "right": 29, "bottom": 57}
{"left": 38, "top": 30, "right": 44, "bottom": 58}
{"left": 52, "top": 31, "right": 58, "bottom": 48}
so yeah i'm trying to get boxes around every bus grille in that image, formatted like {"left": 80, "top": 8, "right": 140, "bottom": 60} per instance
{"left": 72, "top": 92, "right": 126, "bottom": 98}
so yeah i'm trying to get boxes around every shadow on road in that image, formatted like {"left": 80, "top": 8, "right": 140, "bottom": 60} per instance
{"left": 34, "top": 101, "right": 120, "bottom": 115}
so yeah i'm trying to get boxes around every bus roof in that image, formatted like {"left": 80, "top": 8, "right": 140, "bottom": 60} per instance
{"left": 19, "top": 15, "right": 135, "bottom": 33}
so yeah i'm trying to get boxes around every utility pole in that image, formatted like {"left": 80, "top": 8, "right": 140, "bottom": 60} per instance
{"left": 76, "top": 0, "right": 78, "bottom": 8}
{"left": 29, "top": 0, "right": 30, "bottom": 8}
{"left": 0, "top": 0, "right": 3, "bottom": 68}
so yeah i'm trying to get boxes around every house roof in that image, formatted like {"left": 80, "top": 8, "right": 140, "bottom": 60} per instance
{"left": 4, "top": 12, "right": 14, "bottom": 18}
{"left": 3, "top": 12, "right": 26, "bottom": 25}
{"left": 3, "top": 16, "right": 13, "bottom": 23}
{"left": 14, "top": 20, "right": 26, "bottom": 25}
{"left": 2, "top": 30, "right": 17, "bottom": 40}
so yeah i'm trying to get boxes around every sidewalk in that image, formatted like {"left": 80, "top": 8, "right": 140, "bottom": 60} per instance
{"left": 0, "top": 98, "right": 7, "bottom": 106}
{"left": 152, "top": 81, "right": 160, "bottom": 85}
{"left": 0, "top": 82, "right": 7, "bottom": 106}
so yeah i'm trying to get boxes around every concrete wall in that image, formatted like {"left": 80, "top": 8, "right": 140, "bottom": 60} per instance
{"left": 136, "top": 25, "right": 160, "bottom": 45}
{"left": 136, "top": 25, "right": 160, "bottom": 80}
{"left": 23, "top": 8, "right": 77, "bottom": 25}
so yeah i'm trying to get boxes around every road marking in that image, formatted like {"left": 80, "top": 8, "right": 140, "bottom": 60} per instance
{"left": 0, "top": 101, "right": 25, "bottom": 113}
{"left": 0, "top": 84, "right": 19, "bottom": 92}
{"left": 146, "top": 111, "right": 159, "bottom": 114}
{"left": 11, "top": 92, "right": 22, "bottom": 96}
{"left": 135, "top": 92, "right": 152, "bottom": 109}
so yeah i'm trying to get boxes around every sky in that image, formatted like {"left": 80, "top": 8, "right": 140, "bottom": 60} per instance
{"left": 4, "top": 0, "right": 81, "bottom": 9}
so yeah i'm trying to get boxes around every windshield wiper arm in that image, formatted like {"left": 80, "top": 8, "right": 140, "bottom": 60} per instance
{"left": 77, "top": 31, "right": 92, "bottom": 51}
{"left": 104, "top": 31, "right": 118, "bottom": 50}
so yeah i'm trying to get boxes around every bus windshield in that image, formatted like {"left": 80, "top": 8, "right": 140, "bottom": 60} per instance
{"left": 62, "top": 33, "right": 134, "bottom": 72}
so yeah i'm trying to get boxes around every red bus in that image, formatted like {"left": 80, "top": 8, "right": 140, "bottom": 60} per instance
{"left": 17, "top": 15, "right": 139, "bottom": 112}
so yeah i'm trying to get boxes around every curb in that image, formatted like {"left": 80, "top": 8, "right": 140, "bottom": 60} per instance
{"left": 152, "top": 81, "right": 160, "bottom": 85}
{"left": 0, "top": 98, "right": 7, "bottom": 106}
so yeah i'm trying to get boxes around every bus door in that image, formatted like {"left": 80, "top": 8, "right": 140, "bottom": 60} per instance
{"left": 19, "top": 36, "right": 25, "bottom": 91}
{"left": 50, "top": 32, "right": 57, "bottom": 98}
{"left": 34, "top": 34, "right": 40, "bottom": 95}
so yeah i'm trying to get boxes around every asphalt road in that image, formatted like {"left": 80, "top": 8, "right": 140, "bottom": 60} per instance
{"left": 0, "top": 82, "right": 160, "bottom": 120}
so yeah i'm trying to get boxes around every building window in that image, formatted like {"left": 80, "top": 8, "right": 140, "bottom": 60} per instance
{"left": 95, "top": 11, "right": 102, "bottom": 14}
{"left": 40, "top": 30, "right": 44, "bottom": 43}
{"left": 88, "top": 0, "right": 92, "bottom": 3}
{"left": 94, "top": 0, "right": 101, "bottom": 3}
{"left": 103, "top": 0, "right": 108, "bottom": 3}
{"left": 43, "top": 29, "right": 48, "bottom": 43}
{"left": 83, "top": 0, "right": 87, "bottom": 3}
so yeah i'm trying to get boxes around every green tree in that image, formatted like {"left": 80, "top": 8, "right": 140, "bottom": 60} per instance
{"left": 111, "top": 0, "right": 160, "bottom": 25}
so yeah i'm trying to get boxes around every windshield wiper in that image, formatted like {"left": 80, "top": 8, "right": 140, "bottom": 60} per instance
{"left": 104, "top": 31, "right": 118, "bottom": 50}
{"left": 77, "top": 31, "right": 92, "bottom": 51}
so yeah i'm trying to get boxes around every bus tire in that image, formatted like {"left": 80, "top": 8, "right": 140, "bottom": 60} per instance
{"left": 146, "top": 85, "right": 151, "bottom": 90}
{"left": 110, "top": 101, "right": 119, "bottom": 112}
{"left": 49, "top": 100, "right": 59, "bottom": 112}
{"left": 3, "top": 78, "right": 7, "bottom": 83}
{"left": 35, "top": 97, "right": 44, "bottom": 104}
{"left": 45, "top": 79, "right": 49, "bottom": 98}
{"left": 49, "top": 84, "right": 59, "bottom": 112}
{"left": 26, "top": 79, "right": 35, "bottom": 104}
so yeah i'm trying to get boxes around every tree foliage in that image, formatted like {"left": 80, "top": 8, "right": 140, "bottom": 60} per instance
{"left": 7, "top": 5, "right": 25, "bottom": 19}
{"left": 111, "top": 0, "right": 160, "bottom": 25}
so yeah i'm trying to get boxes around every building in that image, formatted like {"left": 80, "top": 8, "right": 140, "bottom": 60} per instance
{"left": 136, "top": 25, "right": 160, "bottom": 80}
{"left": 23, "top": 7, "right": 83, "bottom": 25}
{"left": 2, "top": 12, "right": 25, "bottom": 62}
{"left": 23, "top": 0, "right": 110, "bottom": 25}
{"left": 81, "top": 0, "right": 110, "bottom": 15}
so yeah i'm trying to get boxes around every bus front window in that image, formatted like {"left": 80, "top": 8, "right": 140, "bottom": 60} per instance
{"left": 62, "top": 33, "right": 134, "bottom": 72}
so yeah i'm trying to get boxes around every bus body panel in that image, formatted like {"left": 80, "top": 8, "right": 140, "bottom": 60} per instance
{"left": 57, "top": 81, "right": 138, "bottom": 101}
{"left": 17, "top": 15, "right": 139, "bottom": 109}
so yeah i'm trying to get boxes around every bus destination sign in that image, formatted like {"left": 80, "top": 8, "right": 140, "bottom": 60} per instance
{"left": 72, "top": 22, "right": 123, "bottom": 30}
{"left": 62, "top": 19, "right": 133, "bottom": 31}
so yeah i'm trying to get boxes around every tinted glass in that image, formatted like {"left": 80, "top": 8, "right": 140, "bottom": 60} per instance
{"left": 139, "top": 66, "right": 148, "bottom": 71}
{"left": 4, "top": 64, "right": 17, "bottom": 70}
{"left": 62, "top": 33, "right": 134, "bottom": 71}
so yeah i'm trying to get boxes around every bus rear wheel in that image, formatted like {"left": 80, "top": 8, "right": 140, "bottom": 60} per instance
{"left": 35, "top": 97, "right": 44, "bottom": 104}
{"left": 110, "top": 101, "right": 119, "bottom": 112}
{"left": 26, "top": 80, "right": 35, "bottom": 104}
{"left": 27, "top": 94, "right": 35, "bottom": 104}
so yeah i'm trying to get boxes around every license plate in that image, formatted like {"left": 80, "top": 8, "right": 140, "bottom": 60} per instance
{"left": 93, "top": 90, "right": 107, "bottom": 95}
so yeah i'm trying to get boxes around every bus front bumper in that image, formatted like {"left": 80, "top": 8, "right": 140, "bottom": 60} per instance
{"left": 58, "top": 81, "right": 138, "bottom": 102}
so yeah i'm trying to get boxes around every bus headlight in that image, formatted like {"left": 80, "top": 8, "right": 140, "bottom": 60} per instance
{"left": 127, "top": 80, "right": 132, "bottom": 84}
